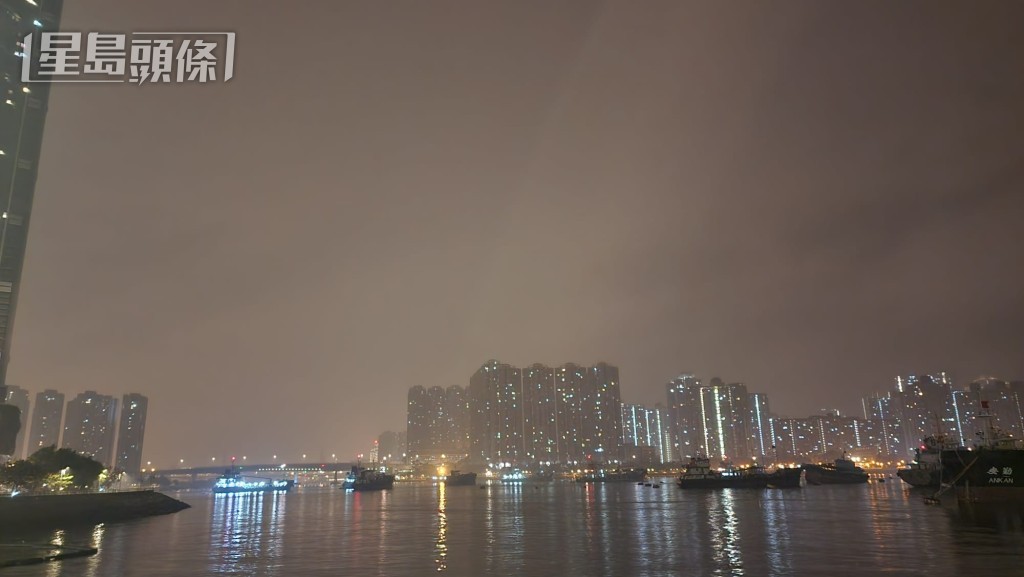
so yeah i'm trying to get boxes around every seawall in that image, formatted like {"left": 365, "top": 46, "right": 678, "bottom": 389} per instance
{"left": 0, "top": 490, "right": 190, "bottom": 532}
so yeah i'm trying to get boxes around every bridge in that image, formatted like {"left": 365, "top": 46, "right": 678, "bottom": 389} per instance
{"left": 154, "top": 462, "right": 358, "bottom": 477}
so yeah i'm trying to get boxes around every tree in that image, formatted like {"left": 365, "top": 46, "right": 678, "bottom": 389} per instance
{"left": 0, "top": 459, "right": 44, "bottom": 491}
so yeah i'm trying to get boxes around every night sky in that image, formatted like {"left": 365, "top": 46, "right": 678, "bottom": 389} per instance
{"left": 9, "top": 1, "right": 1024, "bottom": 466}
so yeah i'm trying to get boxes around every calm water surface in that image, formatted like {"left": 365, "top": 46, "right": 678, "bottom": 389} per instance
{"left": 6, "top": 480, "right": 1024, "bottom": 576}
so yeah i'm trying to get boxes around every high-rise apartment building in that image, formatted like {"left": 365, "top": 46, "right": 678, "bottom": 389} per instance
{"left": 407, "top": 385, "right": 469, "bottom": 460}
{"left": 666, "top": 374, "right": 702, "bottom": 458}
{"left": 62, "top": 391, "right": 118, "bottom": 465}
{"left": 0, "top": 0, "right": 63, "bottom": 456}
{"left": 114, "top": 393, "right": 148, "bottom": 475}
{"left": 27, "top": 388, "right": 62, "bottom": 453}
{"left": 468, "top": 360, "right": 523, "bottom": 464}
{"left": 522, "top": 364, "right": 558, "bottom": 463}
{"left": 621, "top": 403, "right": 673, "bottom": 465}
{"left": 697, "top": 380, "right": 752, "bottom": 463}
{"left": 584, "top": 362, "right": 623, "bottom": 461}
{"left": 0, "top": 0, "right": 63, "bottom": 388}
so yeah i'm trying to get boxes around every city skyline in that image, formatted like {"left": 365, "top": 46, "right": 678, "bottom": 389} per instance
{"left": 1, "top": 1, "right": 1022, "bottom": 466}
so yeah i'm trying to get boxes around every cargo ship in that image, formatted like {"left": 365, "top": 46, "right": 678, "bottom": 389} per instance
{"left": 936, "top": 404, "right": 1024, "bottom": 503}
{"left": 444, "top": 471, "right": 477, "bottom": 486}
{"left": 801, "top": 452, "right": 868, "bottom": 485}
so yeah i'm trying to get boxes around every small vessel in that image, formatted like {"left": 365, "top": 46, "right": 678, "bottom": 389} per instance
{"left": 677, "top": 456, "right": 769, "bottom": 489}
{"left": 898, "top": 434, "right": 959, "bottom": 488}
{"left": 575, "top": 468, "right": 646, "bottom": 483}
{"left": 342, "top": 465, "right": 395, "bottom": 492}
{"left": 213, "top": 467, "right": 294, "bottom": 494}
{"left": 444, "top": 470, "right": 477, "bottom": 486}
{"left": 801, "top": 452, "right": 868, "bottom": 485}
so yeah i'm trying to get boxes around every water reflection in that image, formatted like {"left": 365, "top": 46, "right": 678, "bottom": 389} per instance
{"left": 707, "top": 490, "right": 743, "bottom": 576}
{"left": 435, "top": 482, "right": 447, "bottom": 572}
{"left": 209, "top": 492, "right": 286, "bottom": 575}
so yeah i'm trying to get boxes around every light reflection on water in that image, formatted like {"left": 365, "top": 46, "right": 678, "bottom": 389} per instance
{"left": 5, "top": 482, "right": 1024, "bottom": 577}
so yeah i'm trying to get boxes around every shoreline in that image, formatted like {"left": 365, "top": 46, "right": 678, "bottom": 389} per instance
{"left": 0, "top": 490, "right": 190, "bottom": 533}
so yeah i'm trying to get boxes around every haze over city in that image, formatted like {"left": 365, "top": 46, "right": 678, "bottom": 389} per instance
{"left": 7, "top": 0, "right": 1023, "bottom": 467}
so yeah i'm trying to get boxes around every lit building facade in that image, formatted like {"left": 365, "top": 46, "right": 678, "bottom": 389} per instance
{"left": 621, "top": 403, "right": 673, "bottom": 465}
{"left": 468, "top": 360, "right": 524, "bottom": 464}
{"left": 27, "top": 388, "right": 62, "bottom": 453}
{"left": 114, "top": 393, "right": 148, "bottom": 475}
{"left": 0, "top": 0, "right": 63, "bottom": 388}
{"left": 522, "top": 364, "right": 557, "bottom": 463}
{"left": 62, "top": 391, "right": 118, "bottom": 465}
{"left": 666, "top": 374, "right": 702, "bottom": 459}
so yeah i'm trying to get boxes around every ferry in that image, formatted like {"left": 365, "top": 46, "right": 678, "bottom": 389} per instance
{"left": 213, "top": 468, "right": 294, "bottom": 494}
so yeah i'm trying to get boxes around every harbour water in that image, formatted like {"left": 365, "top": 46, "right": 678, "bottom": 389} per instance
{"left": 5, "top": 480, "right": 1024, "bottom": 576}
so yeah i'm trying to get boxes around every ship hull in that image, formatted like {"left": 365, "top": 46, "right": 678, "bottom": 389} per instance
{"left": 941, "top": 448, "right": 1024, "bottom": 503}
{"left": 801, "top": 464, "right": 868, "bottom": 485}
{"left": 342, "top": 479, "right": 394, "bottom": 491}
{"left": 767, "top": 467, "right": 806, "bottom": 489}
{"left": 444, "top": 473, "right": 477, "bottom": 486}
{"left": 896, "top": 467, "right": 940, "bottom": 488}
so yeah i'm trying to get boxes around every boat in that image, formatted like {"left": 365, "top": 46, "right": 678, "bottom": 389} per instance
{"left": 677, "top": 456, "right": 769, "bottom": 489}
{"left": 341, "top": 465, "right": 395, "bottom": 491}
{"left": 213, "top": 467, "right": 294, "bottom": 494}
{"left": 801, "top": 452, "right": 868, "bottom": 485}
{"left": 575, "top": 468, "right": 646, "bottom": 483}
{"left": 767, "top": 466, "right": 806, "bottom": 489}
{"left": 444, "top": 470, "right": 477, "bottom": 486}
{"left": 897, "top": 434, "right": 959, "bottom": 488}
{"left": 934, "top": 404, "right": 1024, "bottom": 503}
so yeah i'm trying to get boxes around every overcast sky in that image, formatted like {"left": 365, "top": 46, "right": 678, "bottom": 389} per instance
{"left": 9, "top": 1, "right": 1024, "bottom": 466}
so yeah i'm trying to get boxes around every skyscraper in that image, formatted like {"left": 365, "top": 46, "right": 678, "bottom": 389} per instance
{"left": 406, "top": 385, "right": 469, "bottom": 460}
{"left": 621, "top": 403, "right": 673, "bottom": 465}
{"left": 406, "top": 386, "right": 430, "bottom": 458}
{"left": 2, "top": 384, "right": 28, "bottom": 457}
{"left": 0, "top": 0, "right": 63, "bottom": 456}
{"left": 583, "top": 362, "right": 622, "bottom": 461}
{"left": 697, "top": 380, "right": 752, "bottom": 464}
{"left": 522, "top": 364, "right": 558, "bottom": 463}
{"left": 114, "top": 393, "right": 148, "bottom": 475}
{"left": 0, "top": 0, "right": 63, "bottom": 388}
{"left": 748, "top": 392, "right": 771, "bottom": 461}
{"left": 666, "top": 373, "right": 703, "bottom": 458}
{"left": 62, "top": 391, "right": 118, "bottom": 465}
{"left": 27, "top": 388, "right": 62, "bottom": 454}
{"left": 468, "top": 360, "right": 523, "bottom": 464}
{"left": 445, "top": 385, "right": 469, "bottom": 456}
